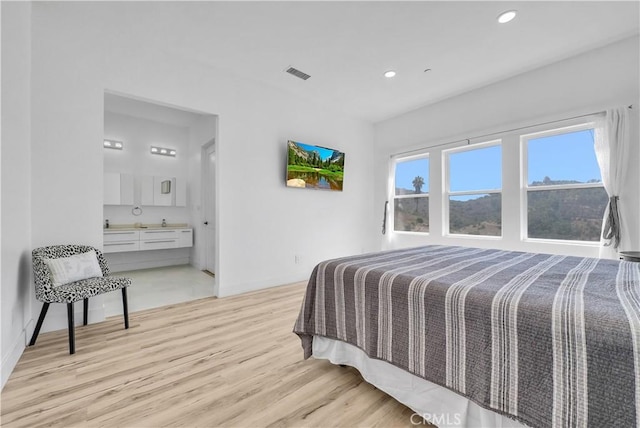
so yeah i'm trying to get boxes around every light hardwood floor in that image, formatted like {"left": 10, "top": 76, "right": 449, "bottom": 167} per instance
{"left": 1, "top": 282, "right": 420, "bottom": 427}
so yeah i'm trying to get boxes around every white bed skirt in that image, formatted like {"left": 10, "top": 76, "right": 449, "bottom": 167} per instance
{"left": 312, "top": 336, "right": 528, "bottom": 428}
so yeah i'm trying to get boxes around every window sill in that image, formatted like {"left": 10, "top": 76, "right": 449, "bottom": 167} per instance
{"left": 445, "top": 234, "right": 502, "bottom": 241}
{"left": 523, "top": 238, "right": 600, "bottom": 247}
{"left": 392, "top": 230, "right": 430, "bottom": 236}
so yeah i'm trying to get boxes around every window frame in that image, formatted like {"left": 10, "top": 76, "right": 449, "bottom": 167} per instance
{"left": 391, "top": 153, "right": 430, "bottom": 234}
{"left": 443, "top": 139, "right": 502, "bottom": 239}
{"left": 520, "top": 121, "right": 605, "bottom": 245}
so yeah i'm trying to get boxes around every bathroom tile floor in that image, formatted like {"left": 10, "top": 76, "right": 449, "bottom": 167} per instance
{"left": 103, "top": 264, "right": 216, "bottom": 317}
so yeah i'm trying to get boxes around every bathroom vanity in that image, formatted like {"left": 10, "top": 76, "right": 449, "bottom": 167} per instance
{"left": 104, "top": 226, "right": 193, "bottom": 253}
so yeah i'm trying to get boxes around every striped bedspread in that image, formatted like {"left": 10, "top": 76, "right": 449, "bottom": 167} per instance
{"left": 293, "top": 245, "right": 640, "bottom": 428}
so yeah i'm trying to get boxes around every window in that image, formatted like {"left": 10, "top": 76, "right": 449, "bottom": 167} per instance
{"left": 445, "top": 142, "right": 502, "bottom": 236}
{"left": 393, "top": 155, "right": 429, "bottom": 233}
{"left": 523, "top": 124, "right": 607, "bottom": 242}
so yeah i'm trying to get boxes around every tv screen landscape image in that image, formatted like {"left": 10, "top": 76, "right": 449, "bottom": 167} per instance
{"left": 286, "top": 140, "right": 345, "bottom": 191}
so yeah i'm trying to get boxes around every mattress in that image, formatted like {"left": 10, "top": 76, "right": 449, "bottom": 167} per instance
{"left": 294, "top": 245, "right": 640, "bottom": 427}
{"left": 312, "top": 335, "right": 527, "bottom": 427}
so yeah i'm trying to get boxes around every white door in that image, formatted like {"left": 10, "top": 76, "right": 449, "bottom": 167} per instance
{"left": 203, "top": 143, "right": 216, "bottom": 275}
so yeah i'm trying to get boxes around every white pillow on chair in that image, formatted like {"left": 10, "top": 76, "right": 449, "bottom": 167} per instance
{"left": 44, "top": 251, "right": 104, "bottom": 286}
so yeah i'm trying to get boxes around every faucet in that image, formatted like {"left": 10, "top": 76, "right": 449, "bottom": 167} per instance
{"left": 162, "top": 218, "right": 167, "bottom": 227}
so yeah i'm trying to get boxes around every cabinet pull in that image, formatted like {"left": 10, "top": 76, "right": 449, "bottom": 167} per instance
{"left": 105, "top": 232, "right": 135, "bottom": 235}
{"left": 105, "top": 242, "right": 135, "bottom": 246}
{"left": 181, "top": 230, "right": 190, "bottom": 233}
{"left": 144, "top": 230, "right": 176, "bottom": 234}
{"left": 144, "top": 240, "right": 175, "bottom": 244}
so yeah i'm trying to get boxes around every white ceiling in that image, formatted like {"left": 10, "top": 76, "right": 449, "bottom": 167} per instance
{"left": 104, "top": 1, "right": 639, "bottom": 123}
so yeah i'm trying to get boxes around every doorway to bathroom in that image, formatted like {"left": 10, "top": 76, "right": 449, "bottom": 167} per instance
{"left": 102, "top": 91, "right": 219, "bottom": 314}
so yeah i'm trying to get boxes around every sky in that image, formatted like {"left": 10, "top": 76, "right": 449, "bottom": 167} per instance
{"left": 294, "top": 141, "right": 342, "bottom": 161}
{"left": 395, "top": 129, "right": 601, "bottom": 193}
{"left": 527, "top": 129, "right": 601, "bottom": 184}
{"left": 395, "top": 156, "right": 430, "bottom": 192}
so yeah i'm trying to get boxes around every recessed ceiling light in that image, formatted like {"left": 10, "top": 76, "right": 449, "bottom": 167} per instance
{"left": 384, "top": 70, "right": 396, "bottom": 78}
{"left": 497, "top": 10, "right": 517, "bottom": 24}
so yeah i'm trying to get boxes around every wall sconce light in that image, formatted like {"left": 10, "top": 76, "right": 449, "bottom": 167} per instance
{"left": 104, "top": 139, "right": 124, "bottom": 150}
{"left": 150, "top": 146, "right": 176, "bottom": 157}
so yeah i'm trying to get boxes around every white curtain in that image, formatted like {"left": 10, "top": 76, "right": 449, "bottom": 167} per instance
{"left": 594, "top": 107, "right": 630, "bottom": 259}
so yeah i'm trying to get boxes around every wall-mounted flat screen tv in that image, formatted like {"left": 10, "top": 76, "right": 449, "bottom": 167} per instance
{"left": 286, "top": 140, "right": 345, "bottom": 191}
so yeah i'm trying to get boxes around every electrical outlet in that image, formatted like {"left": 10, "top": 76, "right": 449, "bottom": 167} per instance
{"left": 294, "top": 255, "right": 300, "bottom": 264}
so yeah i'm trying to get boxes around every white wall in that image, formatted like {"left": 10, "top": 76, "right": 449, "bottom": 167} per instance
{"left": 28, "top": 0, "right": 375, "bottom": 325}
{"left": 1, "top": 2, "right": 33, "bottom": 390}
{"left": 375, "top": 36, "right": 640, "bottom": 256}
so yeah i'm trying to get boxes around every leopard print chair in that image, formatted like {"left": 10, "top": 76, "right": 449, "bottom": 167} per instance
{"left": 30, "top": 245, "right": 131, "bottom": 354}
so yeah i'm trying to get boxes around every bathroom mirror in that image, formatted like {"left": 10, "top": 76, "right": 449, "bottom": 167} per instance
{"left": 103, "top": 173, "right": 134, "bottom": 205}
{"left": 153, "top": 176, "right": 173, "bottom": 206}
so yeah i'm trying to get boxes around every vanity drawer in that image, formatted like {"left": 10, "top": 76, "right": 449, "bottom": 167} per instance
{"left": 140, "top": 230, "right": 178, "bottom": 240}
{"left": 139, "top": 239, "right": 178, "bottom": 251}
{"left": 178, "top": 229, "right": 193, "bottom": 247}
{"left": 103, "top": 241, "right": 140, "bottom": 253}
{"left": 103, "top": 228, "right": 191, "bottom": 253}
{"left": 104, "top": 230, "right": 140, "bottom": 242}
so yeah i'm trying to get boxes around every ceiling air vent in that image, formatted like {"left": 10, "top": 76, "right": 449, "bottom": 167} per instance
{"left": 285, "top": 66, "right": 311, "bottom": 81}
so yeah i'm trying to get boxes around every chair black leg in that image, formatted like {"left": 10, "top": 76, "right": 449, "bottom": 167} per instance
{"left": 29, "top": 303, "right": 50, "bottom": 346}
{"left": 67, "top": 302, "right": 75, "bottom": 354}
{"left": 83, "top": 298, "right": 89, "bottom": 326}
{"left": 122, "top": 287, "right": 129, "bottom": 329}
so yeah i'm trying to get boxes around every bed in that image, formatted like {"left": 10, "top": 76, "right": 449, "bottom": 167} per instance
{"left": 293, "top": 245, "right": 640, "bottom": 428}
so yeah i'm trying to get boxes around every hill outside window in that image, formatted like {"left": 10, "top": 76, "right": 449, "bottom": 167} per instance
{"left": 393, "top": 155, "right": 429, "bottom": 233}
{"left": 522, "top": 123, "right": 607, "bottom": 242}
{"left": 444, "top": 141, "right": 502, "bottom": 237}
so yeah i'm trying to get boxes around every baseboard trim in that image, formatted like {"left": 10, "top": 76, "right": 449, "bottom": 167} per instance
{"left": 35, "top": 305, "right": 106, "bottom": 335}
{"left": 218, "top": 273, "right": 308, "bottom": 298}
{"left": 1, "top": 329, "right": 27, "bottom": 391}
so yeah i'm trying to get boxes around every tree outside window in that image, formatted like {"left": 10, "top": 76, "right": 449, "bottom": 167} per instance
{"left": 393, "top": 156, "right": 429, "bottom": 233}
